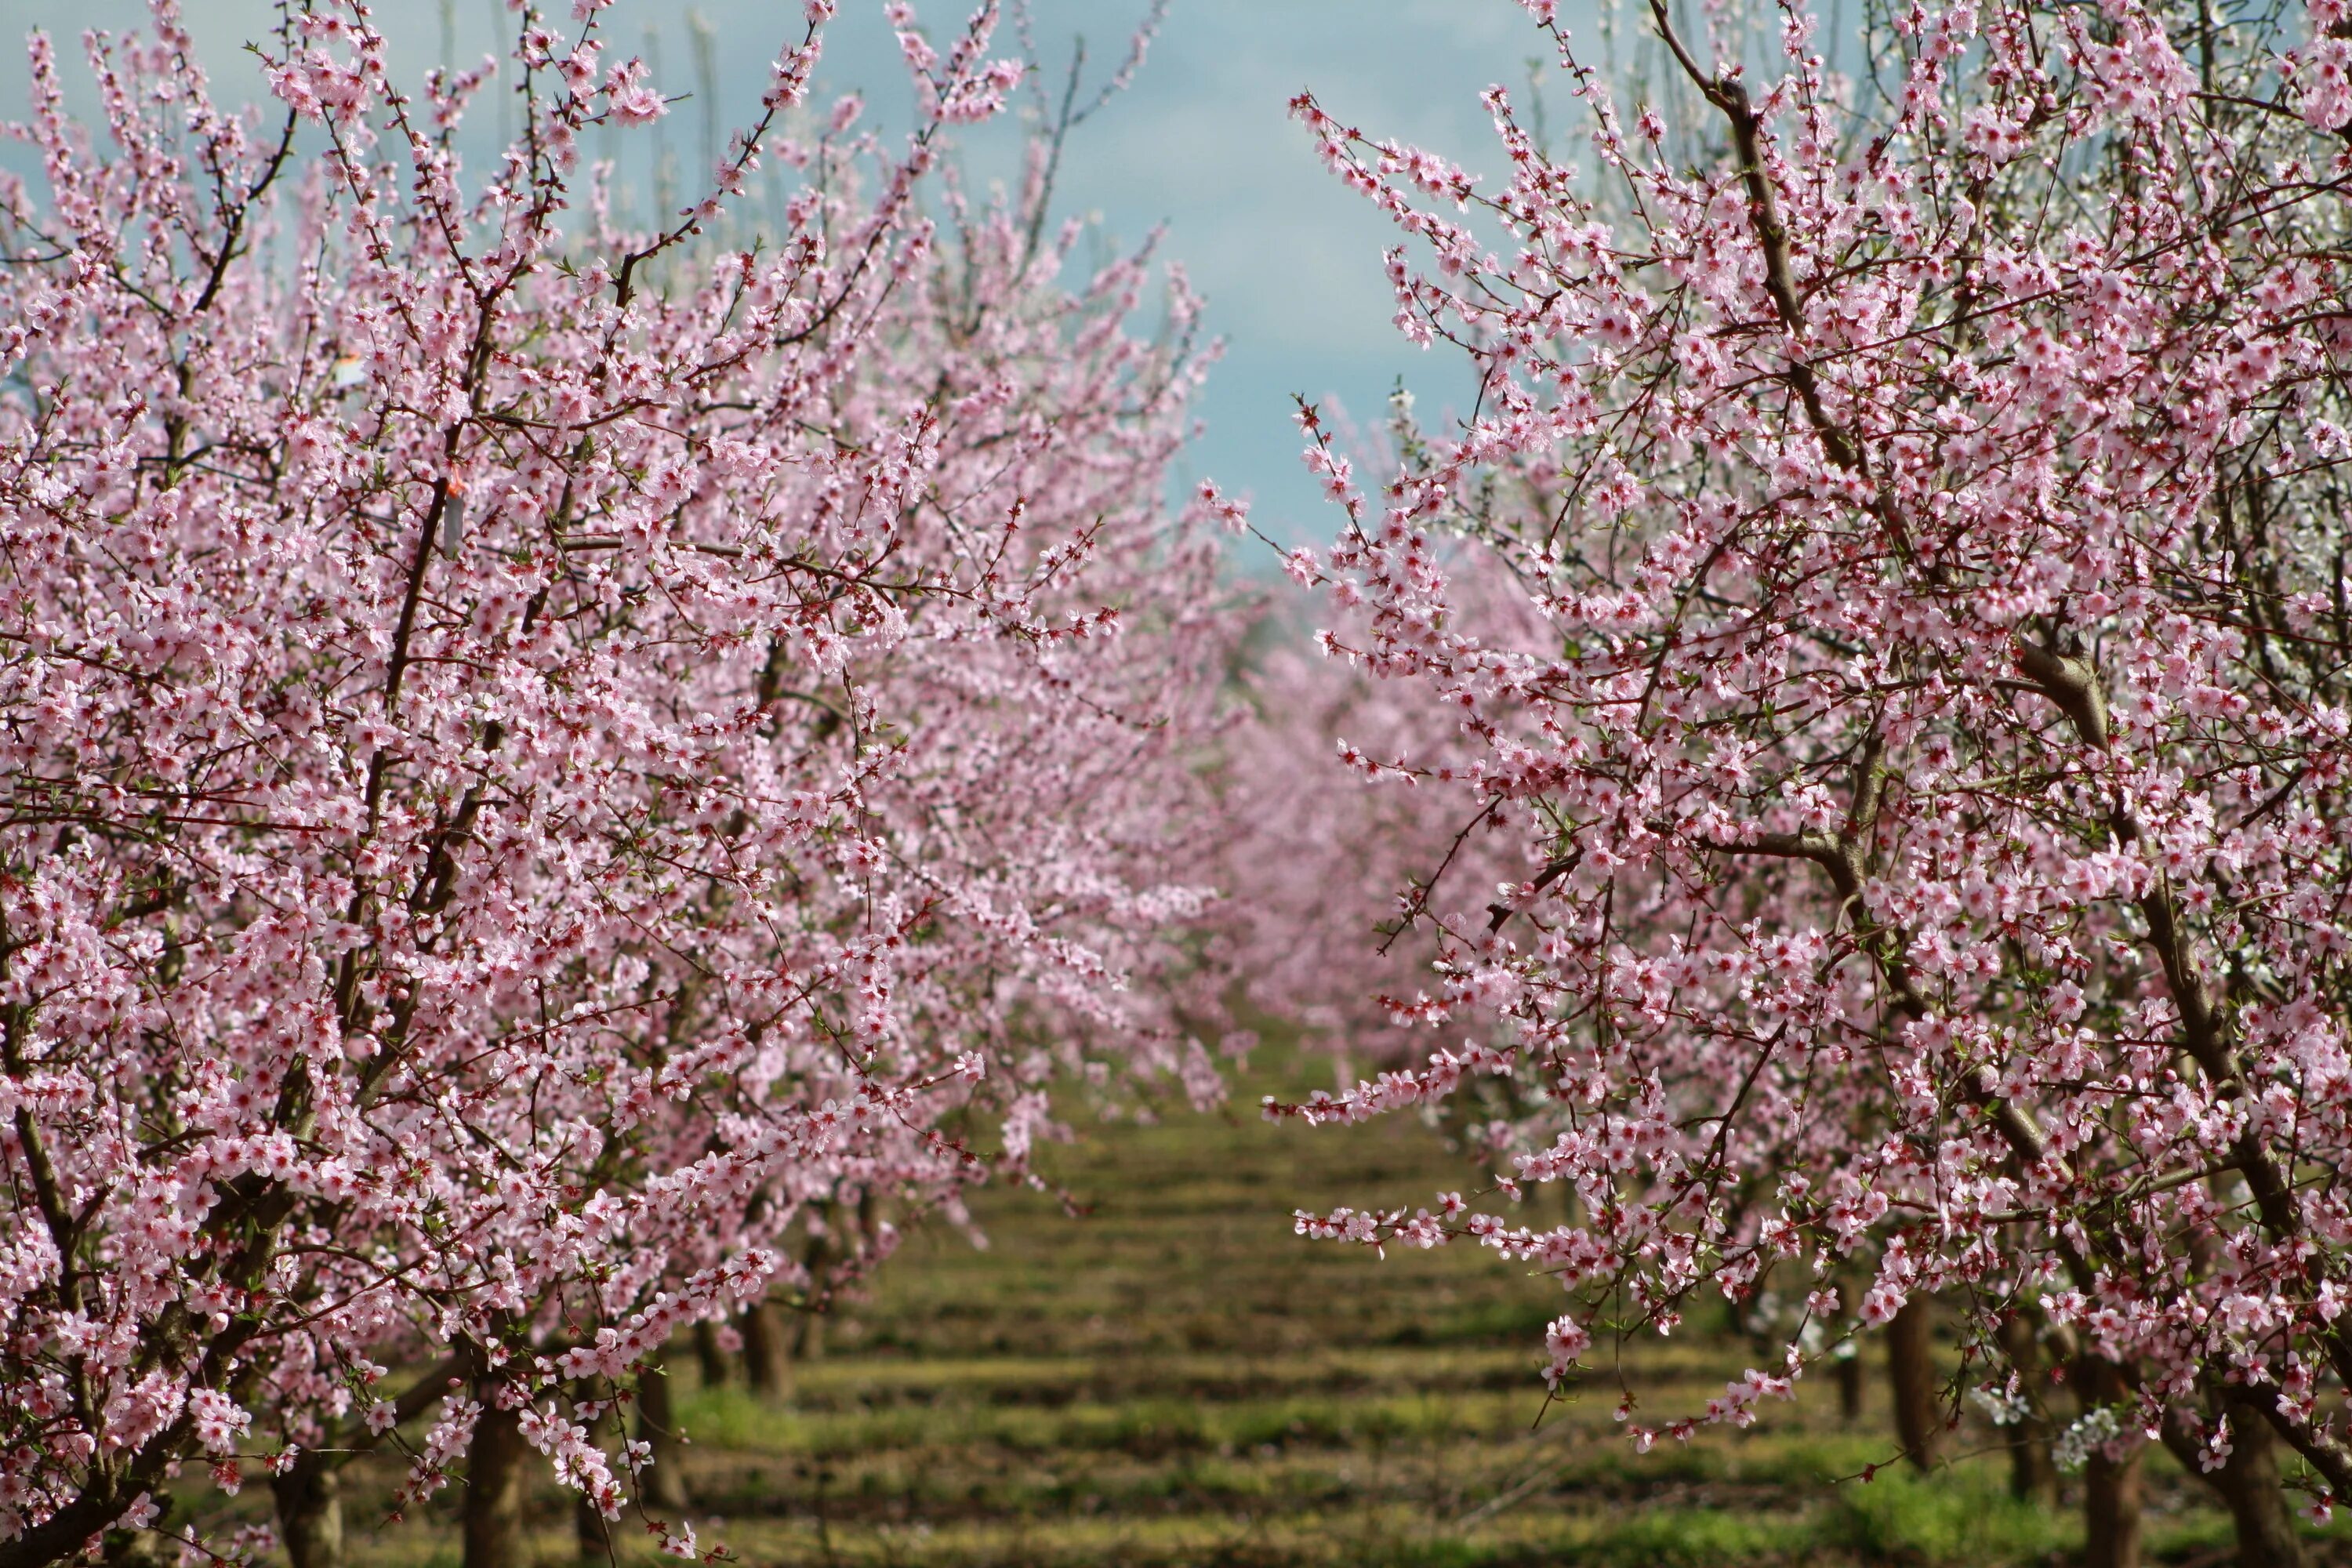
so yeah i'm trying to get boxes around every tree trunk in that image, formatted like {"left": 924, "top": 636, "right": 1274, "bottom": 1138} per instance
{"left": 2079, "top": 1357, "right": 2143, "bottom": 1568}
{"left": 272, "top": 1456, "right": 346, "bottom": 1568}
{"left": 742, "top": 1299, "right": 794, "bottom": 1399}
{"left": 693, "top": 1319, "right": 731, "bottom": 1390}
{"left": 637, "top": 1353, "right": 692, "bottom": 1513}
{"left": 2086, "top": 1446, "right": 2145, "bottom": 1568}
{"left": 1886, "top": 1296, "right": 1940, "bottom": 1469}
{"left": 1995, "top": 1312, "right": 2059, "bottom": 1507}
{"left": 1835, "top": 1348, "right": 1865, "bottom": 1423}
{"left": 463, "top": 1399, "right": 532, "bottom": 1568}
{"left": 573, "top": 1481, "right": 609, "bottom": 1562}
{"left": 573, "top": 1382, "right": 615, "bottom": 1566}
{"left": 795, "top": 1223, "right": 833, "bottom": 1367}
{"left": 101, "top": 1526, "right": 171, "bottom": 1568}
{"left": 2165, "top": 1404, "right": 2307, "bottom": 1568}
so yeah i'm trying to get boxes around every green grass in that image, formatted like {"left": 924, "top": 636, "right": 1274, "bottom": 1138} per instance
{"left": 242, "top": 1040, "right": 2352, "bottom": 1565}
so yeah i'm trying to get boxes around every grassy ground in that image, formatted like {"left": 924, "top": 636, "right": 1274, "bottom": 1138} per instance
{"left": 315, "top": 1044, "right": 2347, "bottom": 1566}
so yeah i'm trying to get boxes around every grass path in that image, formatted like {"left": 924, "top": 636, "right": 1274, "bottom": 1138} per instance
{"left": 338, "top": 1046, "right": 2339, "bottom": 1566}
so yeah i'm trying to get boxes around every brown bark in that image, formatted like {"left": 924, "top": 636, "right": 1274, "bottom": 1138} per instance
{"left": 573, "top": 1382, "right": 615, "bottom": 1566}
{"left": 693, "top": 1319, "right": 731, "bottom": 1390}
{"left": 1995, "top": 1312, "right": 2060, "bottom": 1507}
{"left": 1886, "top": 1297, "right": 1940, "bottom": 1469}
{"left": 573, "top": 1482, "right": 609, "bottom": 1562}
{"left": 101, "top": 1526, "right": 171, "bottom": 1568}
{"left": 2165, "top": 1403, "right": 2307, "bottom": 1568}
{"left": 742, "top": 1298, "right": 795, "bottom": 1398}
{"left": 2086, "top": 1447, "right": 2145, "bottom": 1568}
{"left": 794, "top": 1220, "right": 836, "bottom": 1367}
{"left": 271, "top": 1456, "right": 346, "bottom": 1568}
{"left": 2080, "top": 1358, "right": 2144, "bottom": 1568}
{"left": 1835, "top": 1349, "right": 1866, "bottom": 1423}
{"left": 637, "top": 1353, "right": 693, "bottom": 1513}
{"left": 462, "top": 1399, "right": 532, "bottom": 1568}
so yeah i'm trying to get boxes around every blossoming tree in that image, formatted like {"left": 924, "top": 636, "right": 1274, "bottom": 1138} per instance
{"left": 0, "top": 1, "right": 1237, "bottom": 1563}
{"left": 1218, "top": 511, "right": 1519, "bottom": 1084}
{"left": 1269, "top": 0, "right": 2352, "bottom": 1562}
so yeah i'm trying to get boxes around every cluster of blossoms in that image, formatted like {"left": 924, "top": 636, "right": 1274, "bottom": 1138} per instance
{"left": 1258, "top": 0, "right": 2352, "bottom": 1551}
{"left": 1215, "top": 397, "right": 1554, "bottom": 1096}
{"left": 0, "top": 0, "right": 1238, "bottom": 1560}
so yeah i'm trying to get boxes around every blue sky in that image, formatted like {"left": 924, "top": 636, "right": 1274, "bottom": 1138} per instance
{"left": 0, "top": 0, "right": 1601, "bottom": 545}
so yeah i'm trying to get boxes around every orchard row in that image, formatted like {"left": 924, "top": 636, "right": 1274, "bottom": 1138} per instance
{"left": 5, "top": 2, "right": 2352, "bottom": 1566}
